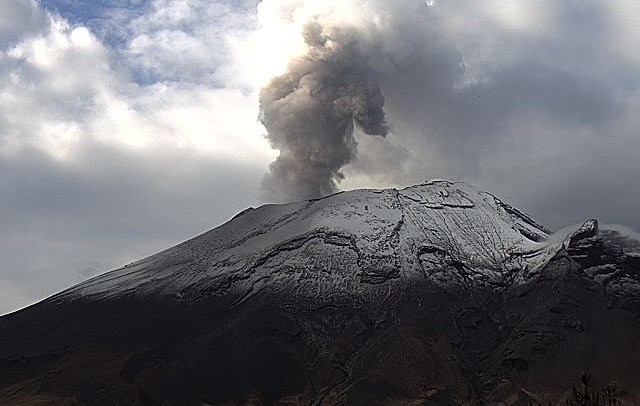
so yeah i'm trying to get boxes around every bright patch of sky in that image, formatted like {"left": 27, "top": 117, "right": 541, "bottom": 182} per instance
{"left": 39, "top": 0, "right": 261, "bottom": 87}
{"left": 40, "top": 0, "right": 147, "bottom": 47}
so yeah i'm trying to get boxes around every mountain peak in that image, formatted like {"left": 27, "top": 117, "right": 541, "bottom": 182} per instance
{"left": 3, "top": 181, "right": 640, "bottom": 405}
{"left": 53, "top": 181, "right": 551, "bottom": 303}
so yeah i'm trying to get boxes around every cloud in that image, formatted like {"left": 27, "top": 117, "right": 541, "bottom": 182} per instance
{"left": 0, "top": 0, "right": 273, "bottom": 313}
{"left": 249, "top": 0, "right": 640, "bottom": 234}
{"left": 2, "top": 0, "right": 640, "bottom": 313}
{"left": 124, "top": 0, "right": 259, "bottom": 85}
{"left": 0, "top": 1, "right": 273, "bottom": 159}
{"left": 0, "top": 145, "right": 266, "bottom": 314}
{"left": 376, "top": 0, "right": 640, "bottom": 233}
{"left": 0, "top": 0, "right": 50, "bottom": 46}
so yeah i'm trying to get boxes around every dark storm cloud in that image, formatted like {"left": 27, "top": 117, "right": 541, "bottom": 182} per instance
{"left": 259, "top": 21, "right": 389, "bottom": 202}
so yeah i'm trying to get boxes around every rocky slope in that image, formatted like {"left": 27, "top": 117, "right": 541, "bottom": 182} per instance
{"left": 0, "top": 180, "right": 639, "bottom": 405}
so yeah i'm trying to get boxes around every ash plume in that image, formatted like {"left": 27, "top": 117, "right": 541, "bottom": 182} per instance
{"left": 259, "top": 21, "right": 389, "bottom": 203}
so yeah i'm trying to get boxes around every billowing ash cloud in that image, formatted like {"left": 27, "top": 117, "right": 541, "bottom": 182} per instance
{"left": 259, "top": 20, "right": 389, "bottom": 202}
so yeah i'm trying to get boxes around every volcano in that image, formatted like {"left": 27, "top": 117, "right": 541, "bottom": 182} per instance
{"left": 1, "top": 180, "right": 639, "bottom": 405}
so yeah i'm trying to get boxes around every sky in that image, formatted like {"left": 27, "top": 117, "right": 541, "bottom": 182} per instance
{"left": 1, "top": 0, "right": 639, "bottom": 314}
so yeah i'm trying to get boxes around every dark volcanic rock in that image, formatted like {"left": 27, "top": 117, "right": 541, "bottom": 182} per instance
{"left": 1, "top": 181, "right": 639, "bottom": 405}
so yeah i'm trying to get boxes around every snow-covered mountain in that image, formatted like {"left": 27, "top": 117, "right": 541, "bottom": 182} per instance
{"left": 1, "top": 181, "right": 639, "bottom": 405}
{"left": 55, "top": 180, "right": 551, "bottom": 302}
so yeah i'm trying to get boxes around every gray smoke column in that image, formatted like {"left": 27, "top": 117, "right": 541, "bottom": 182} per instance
{"left": 259, "top": 20, "right": 389, "bottom": 202}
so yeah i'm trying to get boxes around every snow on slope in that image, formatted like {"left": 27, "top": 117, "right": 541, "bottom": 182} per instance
{"left": 52, "top": 180, "right": 558, "bottom": 303}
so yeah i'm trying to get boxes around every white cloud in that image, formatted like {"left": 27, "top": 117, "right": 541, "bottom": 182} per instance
{"left": 0, "top": 1, "right": 275, "bottom": 162}
{"left": 2, "top": 16, "right": 119, "bottom": 157}
{"left": 121, "top": 0, "right": 259, "bottom": 86}
{"left": 0, "top": 0, "right": 50, "bottom": 46}
{"left": 0, "top": 0, "right": 276, "bottom": 313}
